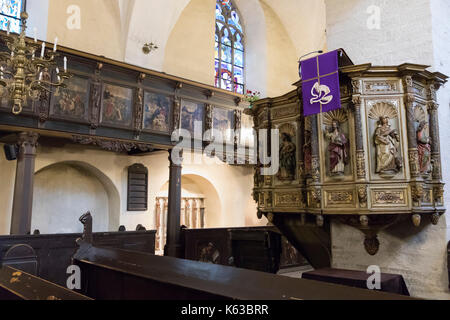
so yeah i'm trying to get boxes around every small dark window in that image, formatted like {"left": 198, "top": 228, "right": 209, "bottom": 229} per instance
{"left": 127, "top": 164, "right": 148, "bottom": 211}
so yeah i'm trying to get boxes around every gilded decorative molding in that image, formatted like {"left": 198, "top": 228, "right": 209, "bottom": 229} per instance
{"left": 309, "top": 188, "right": 322, "bottom": 208}
{"left": 364, "top": 80, "right": 399, "bottom": 94}
{"left": 326, "top": 191, "right": 353, "bottom": 205}
{"left": 271, "top": 104, "right": 298, "bottom": 119}
{"left": 408, "top": 149, "right": 420, "bottom": 178}
{"left": 412, "top": 214, "right": 421, "bottom": 227}
{"left": 72, "top": 135, "right": 153, "bottom": 153}
{"left": 358, "top": 185, "right": 368, "bottom": 208}
{"left": 411, "top": 183, "right": 424, "bottom": 207}
{"left": 356, "top": 151, "right": 366, "bottom": 180}
{"left": 274, "top": 192, "right": 303, "bottom": 208}
{"left": 372, "top": 190, "right": 406, "bottom": 205}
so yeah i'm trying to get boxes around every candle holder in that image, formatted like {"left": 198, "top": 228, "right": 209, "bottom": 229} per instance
{"left": 0, "top": 11, "right": 71, "bottom": 115}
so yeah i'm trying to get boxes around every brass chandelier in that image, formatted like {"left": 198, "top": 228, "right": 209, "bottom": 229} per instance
{"left": 0, "top": 11, "right": 71, "bottom": 115}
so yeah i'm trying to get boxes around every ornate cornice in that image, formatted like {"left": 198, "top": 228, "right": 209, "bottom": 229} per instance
{"left": 71, "top": 135, "right": 154, "bottom": 153}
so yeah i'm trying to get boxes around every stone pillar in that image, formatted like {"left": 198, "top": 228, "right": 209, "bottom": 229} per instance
{"left": 164, "top": 151, "right": 183, "bottom": 258}
{"left": 10, "top": 132, "right": 39, "bottom": 235}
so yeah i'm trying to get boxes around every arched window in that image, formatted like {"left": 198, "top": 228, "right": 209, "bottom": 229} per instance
{"left": 215, "top": 0, "right": 244, "bottom": 94}
{"left": 0, "top": 0, "right": 24, "bottom": 33}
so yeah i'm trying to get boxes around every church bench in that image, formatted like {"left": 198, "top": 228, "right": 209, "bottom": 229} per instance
{"left": 183, "top": 227, "right": 282, "bottom": 273}
{"left": 0, "top": 230, "right": 156, "bottom": 287}
{"left": 0, "top": 265, "right": 91, "bottom": 300}
{"left": 72, "top": 243, "right": 416, "bottom": 300}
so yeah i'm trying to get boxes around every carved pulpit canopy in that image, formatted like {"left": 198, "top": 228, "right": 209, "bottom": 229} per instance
{"left": 248, "top": 62, "right": 447, "bottom": 258}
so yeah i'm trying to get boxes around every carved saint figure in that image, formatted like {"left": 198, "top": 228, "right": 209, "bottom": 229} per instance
{"left": 374, "top": 116, "right": 402, "bottom": 174}
{"left": 324, "top": 120, "right": 349, "bottom": 175}
{"left": 417, "top": 121, "right": 432, "bottom": 175}
{"left": 278, "top": 132, "right": 296, "bottom": 181}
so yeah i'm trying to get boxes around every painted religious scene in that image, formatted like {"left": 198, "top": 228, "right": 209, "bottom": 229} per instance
{"left": 143, "top": 91, "right": 172, "bottom": 133}
{"left": 181, "top": 100, "right": 204, "bottom": 134}
{"left": 101, "top": 84, "right": 133, "bottom": 127}
{"left": 52, "top": 76, "right": 89, "bottom": 120}
{"left": 212, "top": 107, "right": 234, "bottom": 142}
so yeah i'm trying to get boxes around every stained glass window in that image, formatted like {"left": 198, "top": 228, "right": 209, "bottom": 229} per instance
{"left": 0, "top": 0, "right": 23, "bottom": 34}
{"left": 215, "top": 0, "right": 244, "bottom": 94}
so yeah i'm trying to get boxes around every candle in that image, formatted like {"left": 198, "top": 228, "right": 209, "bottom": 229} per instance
{"left": 56, "top": 67, "right": 61, "bottom": 81}
{"left": 11, "top": 51, "right": 14, "bottom": 58}
{"left": 32, "top": 51, "right": 35, "bottom": 60}
{"left": 39, "top": 72, "right": 43, "bottom": 81}
{"left": 33, "top": 27, "right": 37, "bottom": 42}
{"left": 1, "top": 67, "right": 3, "bottom": 80}
{"left": 6, "top": 21, "right": 10, "bottom": 35}
{"left": 41, "top": 42, "right": 45, "bottom": 58}
{"left": 63, "top": 57, "right": 67, "bottom": 72}
{"left": 53, "top": 37, "right": 58, "bottom": 52}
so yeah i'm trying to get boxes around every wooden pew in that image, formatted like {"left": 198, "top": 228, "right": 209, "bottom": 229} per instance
{"left": 0, "top": 266, "right": 91, "bottom": 300}
{"left": 0, "top": 229, "right": 156, "bottom": 287}
{"left": 183, "top": 227, "right": 282, "bottom": 273}
{"left": 72, "top": 243, "right": 416, "bottom": 300}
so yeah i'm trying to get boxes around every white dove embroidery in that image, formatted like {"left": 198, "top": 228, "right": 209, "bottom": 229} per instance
{"left": 310, "top": 82, "right": 333, "bottom": 105}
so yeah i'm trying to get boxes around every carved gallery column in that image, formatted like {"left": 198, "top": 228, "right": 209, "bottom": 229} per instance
{"left": 10, "top": 132, "right": 39, "bottom": 235}
{"left": 404, "top": 76, "right": 420, "bottom": 178}
{"left": 164, "top": 151, "right": 183, "bottom": 258}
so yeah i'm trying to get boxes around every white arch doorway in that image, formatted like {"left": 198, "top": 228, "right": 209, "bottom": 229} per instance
{"left": 154, "top": 174, "right": 221, "bottom": 253}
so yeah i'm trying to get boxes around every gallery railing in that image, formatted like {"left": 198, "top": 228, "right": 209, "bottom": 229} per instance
{"left": 0, "top": 34, "right": 254, "bottom": 159}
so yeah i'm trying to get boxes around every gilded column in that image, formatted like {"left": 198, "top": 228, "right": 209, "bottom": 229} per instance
{"left": 352, "top": 80, "right": 366, "bottom": 180}
{"left": 403, "top": 76, "right": 420, "bottom": 178}
{"left": 10, "top": 132, "right": 39, "bottom": 235}
{"left": 427, "top": 96, "right": 441, "bottom": 180}
{"left": 310, "top": 114, "right": 320, "bottom": 183}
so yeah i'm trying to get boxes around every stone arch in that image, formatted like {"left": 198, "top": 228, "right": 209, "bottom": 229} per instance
{"left": 32, "top": 161, "right": 120, "bottom": 234}
{"left": 158, "top": 173, "right": 222, "bottom": 227}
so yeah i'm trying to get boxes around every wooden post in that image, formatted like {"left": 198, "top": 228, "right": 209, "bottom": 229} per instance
{"left": 164, "top": 150, "right": 183, "bottom": 258}
{"left": 10, "top": 132, "right": 39, "bottom": 235}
